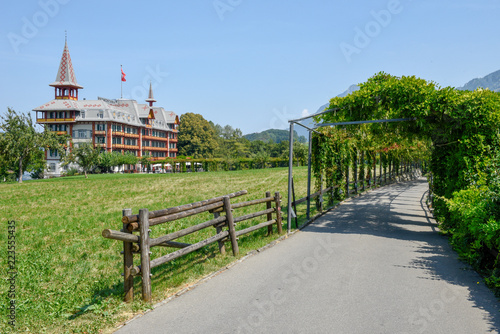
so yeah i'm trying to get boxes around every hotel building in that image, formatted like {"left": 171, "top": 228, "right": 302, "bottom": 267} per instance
{"left": 33, "top": 41, "right": 179, "bottom": 177}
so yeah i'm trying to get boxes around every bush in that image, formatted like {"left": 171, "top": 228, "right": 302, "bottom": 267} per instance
{"left": 64, "top": 167, "right": 79, "bottom": 177}
{"left": 443, "top": 171, "right": 500, "bottom": 294}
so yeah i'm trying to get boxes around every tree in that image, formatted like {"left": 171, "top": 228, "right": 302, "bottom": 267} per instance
{"left": 98, "top": 151, "right": 118, "bottom": 173}
{"left": 70, "top": 142, "right": 100, "bottom": 178}
{"left": 98, "top": 151, "right": 137, "bottom": 173}
{"left": 140, "top": 152, "right": 152, "bottom": 172}
{"left": 178, "top": 113, "right": 219, "bottom": 158}
{"left": 0, "top": 108, "right": 63, "bottom": 183}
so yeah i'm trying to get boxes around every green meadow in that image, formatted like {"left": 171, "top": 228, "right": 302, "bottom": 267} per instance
{"left": 1, "top": 167, "right": 313, "bottom": 333}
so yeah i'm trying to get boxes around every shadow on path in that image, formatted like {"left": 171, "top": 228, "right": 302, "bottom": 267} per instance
{"left": 304, "top": 178, "right": 500, "bottom": 332}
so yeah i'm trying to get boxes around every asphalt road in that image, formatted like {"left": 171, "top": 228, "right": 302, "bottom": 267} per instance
{"left": 115, "top": 178, "right": 499, "bottom": 334}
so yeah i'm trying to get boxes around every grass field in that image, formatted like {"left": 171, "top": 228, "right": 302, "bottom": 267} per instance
{"left": 0, "top": 167, "right": 314, "bottom": 333}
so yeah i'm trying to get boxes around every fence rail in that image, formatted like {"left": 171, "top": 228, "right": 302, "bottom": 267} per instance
{"left": 102, "top": 190, "right": 282, "bottom": 302}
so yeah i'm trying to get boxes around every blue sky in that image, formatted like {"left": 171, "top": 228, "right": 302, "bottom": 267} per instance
{"left": 1, "top": 0, "right": 499, "bottom": 135}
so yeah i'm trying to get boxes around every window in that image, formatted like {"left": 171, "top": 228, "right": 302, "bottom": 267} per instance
{"left": 58, "top": 111, "right": 65, "bottom": 118}
{"left": 49, "top": 149, "right": 58, "bottom": 157}
{"left": 78, "top": 130, "right": 87, "bottom": 138}
{"left": 81, "top": 111, "right": 85, "bottom": 119}
{"left": 112, "top": 124, "right": 122, "bottom": 132}
{"left": 96, "top": 124, "right": 106, "bottom": 131}
{"left": 96, "top": 137, "right": 105, "bottom": 144}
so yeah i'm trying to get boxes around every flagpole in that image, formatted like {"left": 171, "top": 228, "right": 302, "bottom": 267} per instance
{"left": 120, "top": 65, "right": 123, "bottom": 99}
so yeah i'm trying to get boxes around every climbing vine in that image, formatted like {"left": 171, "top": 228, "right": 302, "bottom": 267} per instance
{"left": 312, "top": 72, "right": 500, "bottom": 294}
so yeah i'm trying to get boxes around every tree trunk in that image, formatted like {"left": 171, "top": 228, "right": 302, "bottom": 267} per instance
{"left": 84, "top": 170, "right": 88, "bottom": 178}
{"left": 18, "top": 156, "right": 23, "bottom": 183}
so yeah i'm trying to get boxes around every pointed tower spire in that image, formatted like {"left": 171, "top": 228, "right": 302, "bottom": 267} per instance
{"left": 145, "top": 82, "right": 156, "bottom": 106}
{"left": 49, "top": 37, "right": 83, "bottom": 100}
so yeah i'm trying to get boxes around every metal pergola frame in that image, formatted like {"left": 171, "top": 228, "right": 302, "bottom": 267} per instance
{"left": 286, "top": 110, "right": 413, "bottom": 233}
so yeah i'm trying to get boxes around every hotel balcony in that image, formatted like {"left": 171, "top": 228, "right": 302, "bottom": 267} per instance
{"left": 143, "top": 146, "right": 169, "bottom": 152}
{"left": 38, "top": 117, "right": 76, "bottom": 123}
{"left": 123, "top": 133, "right": 140, "bottom": 138}
{"left": 49, "top": 130, "right": 69, "bottom": 135}
{"left": 143, "top": 135, "right": 169, "bottom": 142}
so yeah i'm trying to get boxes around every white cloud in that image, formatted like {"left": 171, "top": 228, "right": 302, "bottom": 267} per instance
{"left": 301, "top": 109, "right": 310, "bottom": 117}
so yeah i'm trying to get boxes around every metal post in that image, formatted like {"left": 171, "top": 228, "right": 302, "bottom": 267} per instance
{"left": 306, "top": 130, "right": 312, "bottom": 220}
{"left": 287, "top": 122, "right": 294, "bottom": 233}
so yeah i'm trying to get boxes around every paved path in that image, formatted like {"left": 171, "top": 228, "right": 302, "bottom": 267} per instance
{"left": 116, "top": 178, "right": 499, "bottom": 334}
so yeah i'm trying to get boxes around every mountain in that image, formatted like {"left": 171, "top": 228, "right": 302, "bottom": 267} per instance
{"left": 336, "top": 84, "right": 360, "bottom": 97}
{"left": 244, "top": 129, "right": 307, "bottom": 143}
{"left": 245, "top": 84, "right": 363, "bottom": 142}
{"left": 458, "top": 69, "right": 500, "bottom": 92}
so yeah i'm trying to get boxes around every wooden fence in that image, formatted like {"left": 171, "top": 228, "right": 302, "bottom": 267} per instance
{"left": 102, "top": 190, "right": 282, "bottom": 302}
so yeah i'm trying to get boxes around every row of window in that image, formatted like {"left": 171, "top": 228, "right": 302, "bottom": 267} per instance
{"left": 142, "top": 140, "right": 168, "bottom": 148}
{"left": 111, "top": 124, "right": 139, "bottom": 134}
{"left": 72, "top": 130, "right": 92, "bottom": 139}
{"left": 47, "top": 111, "right": 69, "bottom": 119}
{"left": 49, "top": 124, "right": 67, "bottom": 131}
{"left": 98, "top": 137, "right": 176, "bottom": 148}
{"left": 47, "top": 148, "right": 176, "bottom": 159}
{"left": 151, "top": 151, "right": 166, "bottom": 158}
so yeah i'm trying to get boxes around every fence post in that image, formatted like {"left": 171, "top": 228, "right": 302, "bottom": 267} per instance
{"left": 214, "top": 211, "right": 226, "bottom": 255}
{"left": 274, "top": 191, "right": 283, "bottom": 234}
{"left": 306, "top": 131, "right": 312, "bottom": 220}
{"left": 122, "top": 208, "right": 134, "bottom": 303}
{"left": 361, "top": 151, "right": 365, "bottom": 192}
{"left": 346, "top": 164, "right": 350, "bottom": 198}
{"left": 223, "top": 196, "right": 239, "bottom": 256}
{"left": 139, "top": 208, "right": 152, "bottom": 302}
{"left": 379, "top": 153, "right": 383, "bottom": 186}
{"left": 266, "top": 191, "right": 273, "bottom": 235}
{"left": 354, "top": 152, "right": 358, "bottom": 194}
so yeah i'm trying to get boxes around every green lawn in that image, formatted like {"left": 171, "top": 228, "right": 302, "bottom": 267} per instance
{"left": 1, "top": 167, "right": 313, "bottom": 333}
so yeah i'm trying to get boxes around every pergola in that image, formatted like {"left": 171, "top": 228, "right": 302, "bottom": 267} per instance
{"left": 286, "top": 109, "right": 413, "bottom": 233}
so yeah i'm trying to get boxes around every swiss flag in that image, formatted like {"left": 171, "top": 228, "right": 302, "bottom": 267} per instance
{"left": 121, "top": 68, "right": 126, "bottom": 82}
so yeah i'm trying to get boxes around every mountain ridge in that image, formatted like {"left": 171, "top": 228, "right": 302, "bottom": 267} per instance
{"left": 458, "top": 69, "right": 500, "bottom": 92}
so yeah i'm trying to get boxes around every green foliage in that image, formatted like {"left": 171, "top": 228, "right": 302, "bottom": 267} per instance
{"left": 96, "top": 151, "right": 138, "bottom": 173}
{"left": 313, "top": 72, "right": 500, "bottom": 293}
{"left": 64, "top": 167, "right": 79, "bottom": 176}
{"left": 69, "top": 142, "right": 100, "bottom": 178}
{"left": 178, "top": 113, "right": 219, "bottom": 158}
{"left": 0, "top": 108, "right": 66, "bottom": 183}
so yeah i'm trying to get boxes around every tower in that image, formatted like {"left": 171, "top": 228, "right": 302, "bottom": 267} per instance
{"left": 49, "top": 38, "right": 83, "bottom": 100}
{"left": 145, "top": 82, "right": 156, "bottom": 107}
